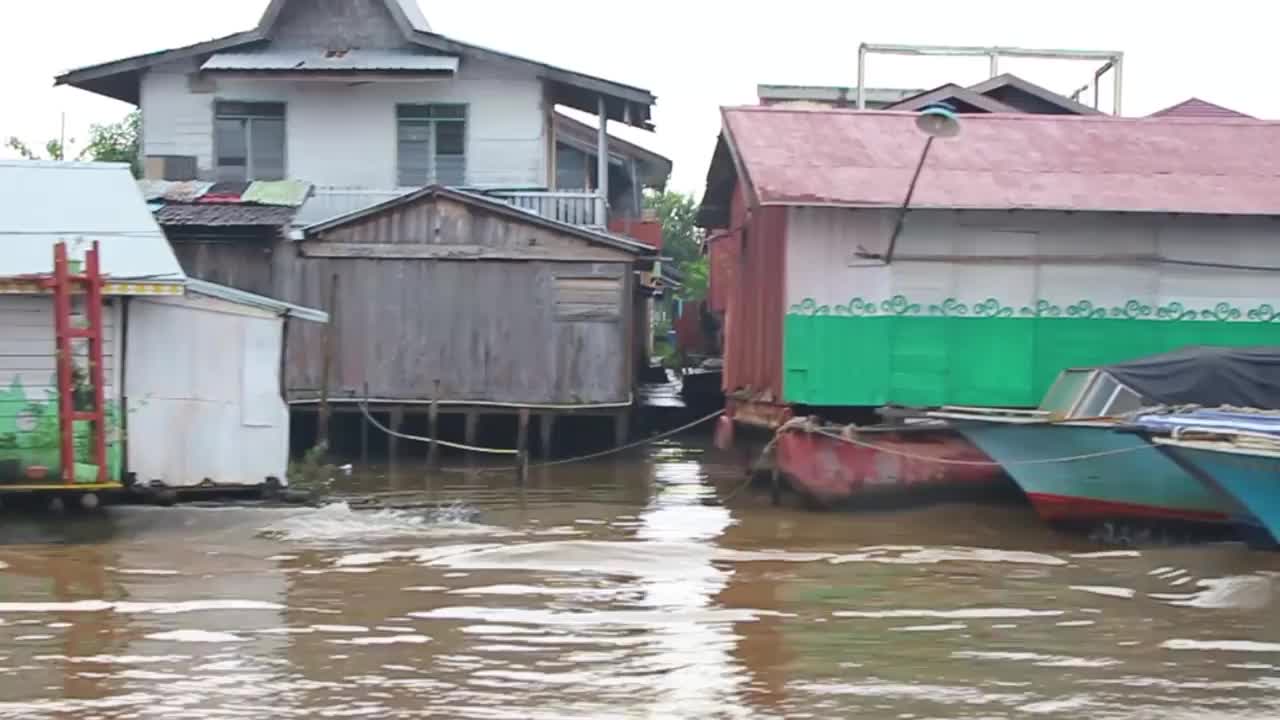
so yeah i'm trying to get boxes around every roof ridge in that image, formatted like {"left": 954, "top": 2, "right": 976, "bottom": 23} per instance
{"left": 723, "top": 104, "right": 1278, "bottom": 126}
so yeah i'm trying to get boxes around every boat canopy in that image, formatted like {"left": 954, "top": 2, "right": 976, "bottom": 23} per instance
{"left": 1045, "top": 346, "right": 1280, "bottom": 418}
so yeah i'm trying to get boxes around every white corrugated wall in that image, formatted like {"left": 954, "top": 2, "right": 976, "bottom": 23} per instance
{"left": 124, "top": 294, "right": 289, "bottom": 488}
{"left": 0, "top": 296, "right": 123, "bottom": 481}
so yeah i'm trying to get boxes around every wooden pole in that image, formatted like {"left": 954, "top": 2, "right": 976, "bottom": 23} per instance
{"left": 388, "top": 406, "right": 403, "bottom": 475}
{"left": 428, "top": 380, "right": 440, "bottom": 469}
{"left": 464, "top": 411, "right": 479, "bottom": 446}
{"left": 770, "top": 466, "right": 781, "bottom": 507}
{"left": 614, "top": 409, "right": 630, "bottom": 448}
{"left": 317, "top": 273, "right": 339, "bottom": 452}
{"left": 539, "top": 413, "right": 556, "bottom": 459}
{"left": 516, "top": 408, "right": 530, "bottom": 484}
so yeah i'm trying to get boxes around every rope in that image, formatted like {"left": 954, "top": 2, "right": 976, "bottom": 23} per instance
{"left": 806, "top": 425, "right": 1156, "bottom": 466}
{"left": 523, "top": 409, "right": 725, "bottom": 471}
{"left": 357, "top": 399, "right": 519, "bottom": 455}
{"left": 335, "top": 409, "right": 728, "bottom": 502}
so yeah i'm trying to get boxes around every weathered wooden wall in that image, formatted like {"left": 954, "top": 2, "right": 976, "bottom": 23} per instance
{"left": 278, "top": 194, "right": 638, "bottom": 404}
{"left": 167, "top": 230, "right": 282, "bottom": 298}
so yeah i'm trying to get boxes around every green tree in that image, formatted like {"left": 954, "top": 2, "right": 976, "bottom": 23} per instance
{"left": 5, "top": 136, "right": 64, "bottom": 160}
{"left": 81, "top": 111, "right": 141, "bottom": 177}
{"left": 644, "top": 189, "right": 701, "bottom": 266}
{"left": 644, "top": 189, "right": 708, "bottom": 301}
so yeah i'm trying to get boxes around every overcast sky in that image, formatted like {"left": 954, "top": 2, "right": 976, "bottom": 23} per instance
{"left": 3, "top": 0, "right": 1273, "bottom": 195}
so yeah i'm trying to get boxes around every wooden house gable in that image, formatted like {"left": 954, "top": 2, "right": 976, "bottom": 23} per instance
{"left": 302, "top": 191, "right": 641, "bottom": 263}
{"left": 262, "top": 0, "right": 417, "bottom": 50}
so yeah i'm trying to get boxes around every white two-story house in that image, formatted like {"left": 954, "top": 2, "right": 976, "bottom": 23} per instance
{"left": 54, "top": 0, "right": 673, "bottom": 451}
{"left": 57, "top": 0, "right": 669, "bottom": 227}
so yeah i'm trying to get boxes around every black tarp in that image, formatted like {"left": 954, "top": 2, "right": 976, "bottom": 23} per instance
{"left": 1101, "top": 346, "right": 1280, "bottom": 409}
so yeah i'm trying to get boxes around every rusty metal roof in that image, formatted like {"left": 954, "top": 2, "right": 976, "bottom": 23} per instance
{"left": 716, "top": 106, "right": 1280, "bottom": 216}
{"left": 1149, "top": 97, "right": 1253, "bottom": 119}
{"left": 153, "top": 204, "right": 298, "bottom": 227}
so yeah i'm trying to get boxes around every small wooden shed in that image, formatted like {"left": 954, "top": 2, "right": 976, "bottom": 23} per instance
{"left": 283, "top": 186, "right": 657, "bottom": 445}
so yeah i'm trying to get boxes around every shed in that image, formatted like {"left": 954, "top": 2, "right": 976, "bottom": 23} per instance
{"left": 0, "top": 161, "right": 325, "bottom": 494}
{"left": 698, "top": 108, "right": 1280, "bottom": 418}
{"left": 288, "top": 185, "right": 656, "bottom": 411}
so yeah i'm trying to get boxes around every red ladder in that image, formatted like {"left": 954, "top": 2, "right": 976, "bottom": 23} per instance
{"left": 45, "top": 241, "right": 109, "bottom": 485}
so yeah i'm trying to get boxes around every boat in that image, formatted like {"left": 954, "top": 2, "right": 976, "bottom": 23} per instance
{"left": 929, "top": 347, "right": 1280, "bottom": 528}
{"left": 772, "top": 417, "right": 1013, "bottom": 509}
{"left": 1129, "top": 409, "right": 1280, "bottom": 544}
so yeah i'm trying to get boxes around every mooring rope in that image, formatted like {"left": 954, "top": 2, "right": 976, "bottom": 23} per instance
{"left": 337, "top": 409, "right": 728, "bottom": 503}
{"left": 357, "top": 399, "right": 519, "bottom": 455}
{"left": 803, "top": 423, "right": 1157, "bottom": 467}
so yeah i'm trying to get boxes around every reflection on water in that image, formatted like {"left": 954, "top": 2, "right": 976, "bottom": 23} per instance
{"left": 0, "top": 439, "right": 1278, "bottom": 718}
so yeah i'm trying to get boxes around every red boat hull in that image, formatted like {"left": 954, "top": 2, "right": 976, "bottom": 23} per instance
{"left": 775, "top": 427, "right": 1012, "bottom": 508}
{"left": 1025, "top": 493, "right": 1232, "bottom": 525}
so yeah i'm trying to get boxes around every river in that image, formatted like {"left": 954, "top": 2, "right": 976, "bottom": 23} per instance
{"left": 0, "top": 439, "right": 1278, "bottom": 719}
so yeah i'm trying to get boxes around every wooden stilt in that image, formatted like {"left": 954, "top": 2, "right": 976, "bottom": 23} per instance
{"left": 539, "top": 414, "right": 556, "bottom": 459}
{"left": 516, "top": 408, "right": 530, "bottom": 484}
{"left": 388, "top": 407, "right": 403, "bottom": 474}
{"left": 360, "top": 404, "right": 370, "bottom": 469}
{"left": 614, "top": 410, "right": 630, "bottom": 448}
{"left": 427, "top": 399, "right": 440, "bottom": 468}
{"left": 464, "top": 411, "right": 479, "bottom": 446}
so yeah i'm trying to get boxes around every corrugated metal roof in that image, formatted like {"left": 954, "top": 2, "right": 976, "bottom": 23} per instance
{"left": 0, "top": 161, "right": 186, "bottom": 282}
{"left": 154, "top": 204, "right": 298, "bottom": 227}
{"left": 1149, "top": 97, "right": 1253, "bottom": 119}
{"left": 186, "top": 278, "right": 328, "bottom": 323}
{"left": 202, "top": 49, "right": 458, "bottom": 73}
{"left": 719, "top": 107, "right": 1280, "bottom": 215}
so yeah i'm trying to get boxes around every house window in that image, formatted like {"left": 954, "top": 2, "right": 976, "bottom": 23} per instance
{"left": 214, "top": 101, "right": 286, "bottom": 181}
{"left": 397, "top": 104, "right": 467, "bottom": 187}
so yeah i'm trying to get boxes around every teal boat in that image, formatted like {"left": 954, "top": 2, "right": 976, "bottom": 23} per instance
{"left": 1133, "top": 410, "right": 1280, "bottom": 544}
{"left": 929, "top": 348, "right": 1272, "bottom": 527}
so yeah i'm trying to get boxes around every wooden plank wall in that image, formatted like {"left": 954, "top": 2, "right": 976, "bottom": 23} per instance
{"left": 167, "top": 230, "right": 281, "bottom": 298}
{"left": 278, "top": 195, "right": 638, "bottom": 404}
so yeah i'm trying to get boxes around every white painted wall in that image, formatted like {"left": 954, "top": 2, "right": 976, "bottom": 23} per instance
{"left": 140, "top": 56, "right": 547, "bottom": 189}
{"left": 0, "top": 296, "right": 120, "bottom": 409}
{"left": 124, "top": 294, "right": 289, "bottom": 488}
{"left": 785, "top": 208, "right": 1280, "bottom": 314}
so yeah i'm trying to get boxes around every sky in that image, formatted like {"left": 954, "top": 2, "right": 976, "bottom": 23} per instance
{"left": 3, "top": 0, "right": 1275, "bottom": 196}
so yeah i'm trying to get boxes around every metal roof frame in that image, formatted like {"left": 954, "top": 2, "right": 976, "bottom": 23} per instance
{"left": 857, "top": 43, "right": 1124, "bottom": 115}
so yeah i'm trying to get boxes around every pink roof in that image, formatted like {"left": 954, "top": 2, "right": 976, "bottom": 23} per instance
{"left": 722, "top": 106, "right": 1280, "bottom": 215}
{"left": 1149, "top": 97, "right": 1253, "bottom": 119}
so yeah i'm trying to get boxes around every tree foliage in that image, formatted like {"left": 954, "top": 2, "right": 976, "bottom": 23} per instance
{"left": 5, "top": 136, "right": 63, "bottom": 160}
{"left": 81, "top": 111, "right": 141, "bottom": 177}
{"left": 644, "top": 189, "right": 708, "bottom": 301}
{"left": 5, "top": 111, "right": 139, "bottom": 176}
{"left": 644, "top": 189, "right": 701, "bottom": 266}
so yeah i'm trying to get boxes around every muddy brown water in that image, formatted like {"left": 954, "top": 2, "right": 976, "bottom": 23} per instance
{"left": 1, "top": 439, "right": 1279, "bottom": 719}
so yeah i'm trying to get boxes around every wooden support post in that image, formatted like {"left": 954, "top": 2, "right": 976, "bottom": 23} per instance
{"left": 614, "top": 410, "right": 630, "bottom": 448}
{"left": 388, "top": 407, "right": 403, "bottom": 472}
{"left": 317, "top": 273, "right": 340, "bottom": 453}
{"left": 360, "top": 409, "right": 370, "bottom": 469}
{"left": 539, "top": 414, "right": 556, "bottom": 459}
{"left": 770, "top": 466, "right": 781, "bottom": 507}
{"left": 596, "top": 95, "right": 609, "bottom": 225}
{"left": 464, "top": 411, "right": 479, "bottom": 447}
{"left": 427, "top": 401, "right": 440, "bottom": 469}
{"left": 516, "top": 408, "right": 530, "bottom": 484}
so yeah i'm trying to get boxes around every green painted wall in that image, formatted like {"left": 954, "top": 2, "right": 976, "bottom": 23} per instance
{"left": 0, "top": 377, "right": 121, "bottom": 484}
{"left": 783, "top": 297, "right": 1280, "bottom": 408}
